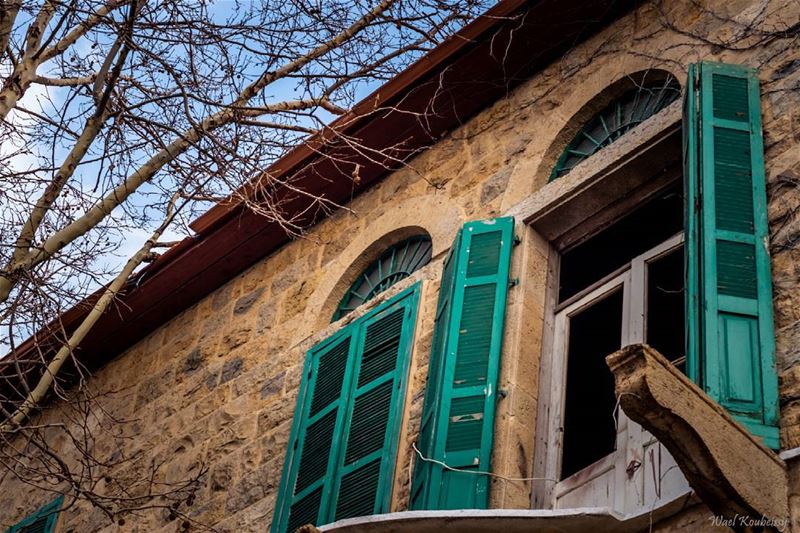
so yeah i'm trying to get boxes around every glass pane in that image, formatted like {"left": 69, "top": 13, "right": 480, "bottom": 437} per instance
{"left": 646, "top": 246, "right": 685, "bottom": 371}
{"left": 561, "top": 288, "right": 623, "bottom": 479}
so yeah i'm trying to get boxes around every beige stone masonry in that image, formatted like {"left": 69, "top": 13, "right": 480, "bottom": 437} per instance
{"left": 2, "top": 0, "right": 800, "bottom": 530}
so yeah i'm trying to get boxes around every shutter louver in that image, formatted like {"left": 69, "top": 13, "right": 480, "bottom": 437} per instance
{"left": 410, "top": 217, "right": 514, "bottom": 510}
{"left": 286, "top": 488, "right": 322, "bottom": 533}
{"left": 684, "top": 62, "right": 779, "bottom": 448}
{"left": 309, "top": 338, "right": 350, "bottom": 415}
{"left": 334, "top": 460, "right": 382, "bottom": 521}
{"left": 343, "top": 380, "right": 393, "bottom": 464}
{"left": 18, "top": 519, "right": 48, "bottom": 533}
{"left": 273, "top": 287, "right": 419, "bottom": 532}
{"left": 294, "top": 410, "right": 337, "bottom": 493}
{"left": 357, "top": 309, "right": 404, "bottom": 387}
{"left": 445, "top": 396, "right": 484, "bottom": 451}
{"left": 453, "top": 284, "right": 496, "bottom": 388}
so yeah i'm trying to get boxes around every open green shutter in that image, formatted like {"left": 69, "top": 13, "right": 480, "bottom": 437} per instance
{"left": 273, "top": 286, "right": 419, "bottom": 532}
{"left": 411, "top": 217, "right": 514, "bottom": 509}
{"left": 411, "top": 232, "right": 461, "bottom": 510}
{"left": 684, "top": 64, "right": 702, "bottom": 385}
{"left": 684, "top": 62, "right": 779, "bottom": 448}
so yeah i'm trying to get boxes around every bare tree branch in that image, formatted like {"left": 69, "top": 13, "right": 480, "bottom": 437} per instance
{"left": 0, "top": 0, "right": 489, "bottom": 524}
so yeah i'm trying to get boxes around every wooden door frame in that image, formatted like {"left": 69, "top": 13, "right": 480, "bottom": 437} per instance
{"left": 534, "top": 233, "right": 685, "bottom": 512}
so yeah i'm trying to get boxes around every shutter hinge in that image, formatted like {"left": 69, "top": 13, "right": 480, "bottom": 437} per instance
{"left": 508, "top": 277, "right": 519, "bottom": 288}
{"left": 498, "top": 389, "right": 508, "bottom": 399}
{"left": 513, "top": 235, "right": 522, "bottom": 246}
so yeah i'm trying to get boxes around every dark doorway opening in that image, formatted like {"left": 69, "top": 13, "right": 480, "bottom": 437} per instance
{"left": 558, "top": 183, "right": 683, "bottom": 303}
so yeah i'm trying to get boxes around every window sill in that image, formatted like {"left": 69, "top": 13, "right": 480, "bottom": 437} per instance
{"left": 316, "top": 496, "right": 696, "bottom": 533}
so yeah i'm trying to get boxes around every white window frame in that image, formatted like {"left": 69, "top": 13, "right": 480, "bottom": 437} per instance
{"left": 541, "top": 232, "right": 690, "bottom": 514}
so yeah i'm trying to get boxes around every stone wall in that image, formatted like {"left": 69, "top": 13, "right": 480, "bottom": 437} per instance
{"left": 2, "top": 0, "right": 800, "bottom": 531}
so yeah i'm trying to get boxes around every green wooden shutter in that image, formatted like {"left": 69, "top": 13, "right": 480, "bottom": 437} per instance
{"left": 331, "top": 299, "right": 418, "bottom": 520}
{"left": 410, "top": 231, "right": 461, "bottom": 510}
{"left": 272, "top": 285, "right": 419, "bottom": 532}
{"left": 7, "top": 497, "right": 62, "bottom": 533}
{"left": 684, "top": 62, "right": 779, "bottom": 448}
{"left": 683, "top": 63, "right": 702, "bottom": 386}
{"left": 411, "top": 217, "right": 514, "bottom": 509}
{"left": 277, "top": 331, "right": 355, "bottom": 533}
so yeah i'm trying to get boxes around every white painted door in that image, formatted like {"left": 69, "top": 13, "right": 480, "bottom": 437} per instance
{"left": 549, "top": 235, "right": 690, "bottom": 514}
{"left": 550, "top": 272, "right": 630, "bottom": 511}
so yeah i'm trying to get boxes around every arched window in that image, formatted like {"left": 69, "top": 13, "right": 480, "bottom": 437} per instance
{"left": 332, "top": 235, "right": 432, "bottom": 321}
{"left": 550, "top": 76, "right": 681, "bottom": 181}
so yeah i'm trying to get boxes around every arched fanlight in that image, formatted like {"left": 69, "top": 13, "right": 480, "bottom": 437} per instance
{"left": 332, "top": 236, "right": 432, "bottom": 322}
{"left": 550, "top": 76, "right": 681, "bottom": 181}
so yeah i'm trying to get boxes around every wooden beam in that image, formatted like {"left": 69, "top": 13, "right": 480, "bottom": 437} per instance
{"left": 606, "top": 344, "right": 788, "bottom": 527}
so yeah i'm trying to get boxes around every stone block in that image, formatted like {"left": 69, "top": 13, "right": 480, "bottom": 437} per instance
{"left": 207, "top": 415, "right": 257, "bottom": 459}
{"left": 256, "top": 301, "right": 278, "bottom": 335}
{"left": 781, "top": 366, "right": 800, "bottom": 404}
{"left": 135, "top": 368, "right": 175, "bottom": 410}
{"left": 180, "top": 347, "right": 204, "bottom": 375}
{"left": 194, "top": 387, "right": 230, "bottom": 420}
{"left": 260, "top": 420, "right": 292, "bottom": 467}
{"left": 257, "top": 396, "right": 294, "bottom": 435}
{"left": 234, "top": 287, "right": 266, "bottom": 315}
{"left": 220, "top": 357, "right": 244, "bottom": 384}
{"left": 209, "top": 460, "right": 235, "bottom": 493}
{"left": 278, "top": 278, "right": 318, "bottom": 322}
{"left": 205, "top": 370, "right": 220, "bottom": 391}
{"left": 224, "top": 461, "right": 273, "bottom": 514}
{"left": 222, "top": 327, "right": 251, "bottom": 351}
{"left": 260, "top": 371, "right": 286, "bottom": 400}
{"left": 481, "top": 166, "right": 512, "bottom": 205}
{"left": 210, "top": 283, "right": 235, "bottom": 312}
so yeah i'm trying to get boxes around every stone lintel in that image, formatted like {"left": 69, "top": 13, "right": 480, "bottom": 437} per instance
{"left": 606, "top": 343, "right": 788, "bottom": 526}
